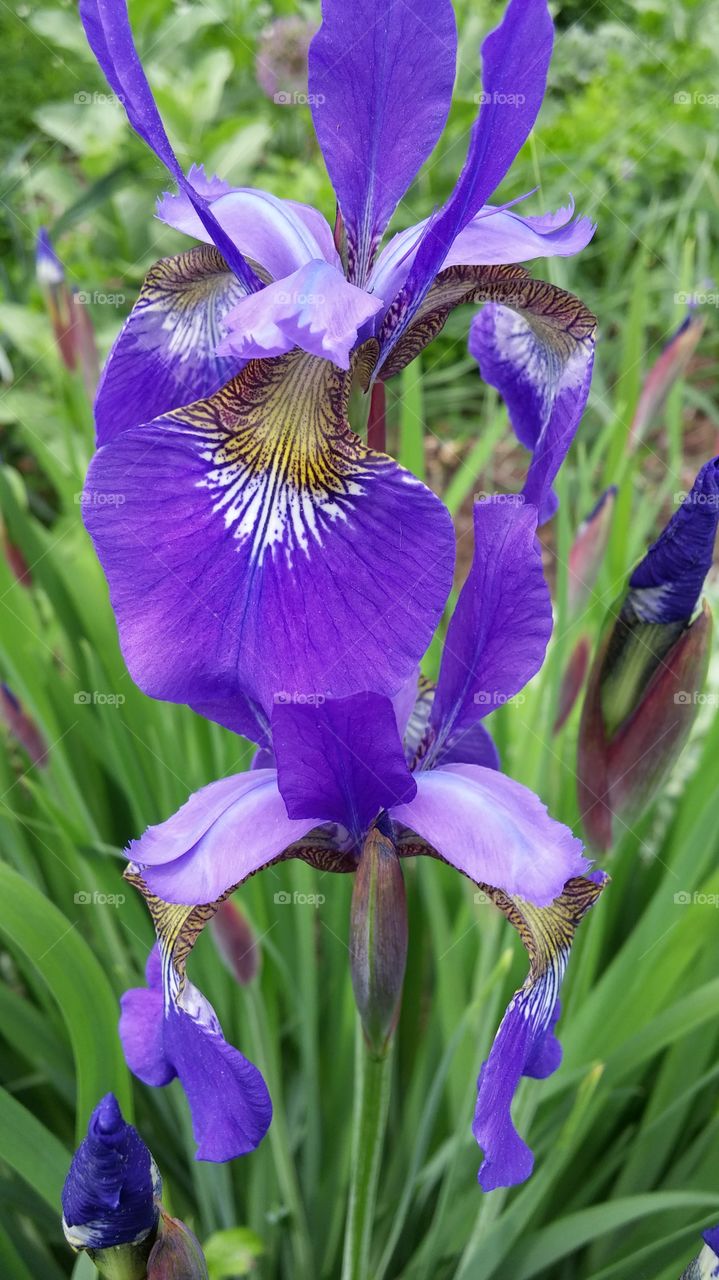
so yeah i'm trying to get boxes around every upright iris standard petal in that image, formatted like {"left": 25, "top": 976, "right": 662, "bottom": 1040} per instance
{"left": 78, "top": 0, "right": 261, "bottom": 292}
{"left": 83, "top": 350, "right": 455, "bottom": 731}
{"left": 377, "top": 0, "right": 554, "bottom": 363}
{"left": 133, "top": 770, "right": 318, "bottom": 905}
{"left": 119, "top": 881, "right": 272, "bottom": 1162}
{"left": 217, "top": 261, "right": 384, "bottom": 369}
{"left": 429, "top": 499, "right": 552, "bottom": 763}
{"left": 391, "top": 763, "right": 588, "bottom": 907}
{"left": 473, "top": 871, "right": 606, "bottom": 1190}
{"left": 273, "top": 693, "right": 416, "bottom": 838}
{"left": 623, "top": 457, "right": 719, "bottom": 624}
{"left": 94, "top": 246, "right": 246, "bottom": 444}
{"left": 308, "top": 0, "right": 457, "bottom": 285}
{"left": 62, "top": 1093, "right": 160, "bottom": 1250}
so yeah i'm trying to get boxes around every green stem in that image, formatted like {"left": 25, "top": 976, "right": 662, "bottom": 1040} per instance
{"left": 342, "top": 1026, "right": 393, "bottom": 1280}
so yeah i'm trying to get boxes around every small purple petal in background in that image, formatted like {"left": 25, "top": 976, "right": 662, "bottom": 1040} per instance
{"left": 309, "top": 0, "right": 457, "bottom": 284}
{"left": 273, "top": 693, "right": 416, "bottom": 838}
{"left": 390, "top": 763, "right": 588, "bottom": 907}
{"left": 430, "top": 499, "right": 551, "bottom": 761}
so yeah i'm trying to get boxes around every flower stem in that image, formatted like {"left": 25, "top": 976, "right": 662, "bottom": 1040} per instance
{"left": 341, "top": 1025, "right": 393, "bottom": 1280}
{"left": 367, "top": 382, "right": 387, "bottom": 454}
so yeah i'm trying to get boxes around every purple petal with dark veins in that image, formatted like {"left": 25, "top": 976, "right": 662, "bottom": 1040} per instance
{"left": 469, "top": 286, "right": 596, "bottom": 522}
{"left": 94, "top": 245, "right": 245, "bottom": 444}
{"left": 83, "top": 351, "right": 454, "bottom": 732}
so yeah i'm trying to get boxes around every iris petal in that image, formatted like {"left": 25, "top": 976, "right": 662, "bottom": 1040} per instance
{"left": 272, "top": 693, "right": 416, "bottom": 838}
{"left": 374, "top": 264, "right": 595, "bottom": 523}
{"left": 119, "top": 883, "right": 272, "bottom": 1162}
{"left": 83, "top": 349, "right": 455, "bottom": 731}
{"left": 94, "top": 245, "right": 245, "bottom": 444}
{"left": 429, "top": 499, "right": 552, "bottom": 762}
{"left": 308, "top": 0, "right": 457, "bottom": 284}
{"left": 216, "top": 261, "right": 384, "bottom": 369}
{"left": 157, "top": 170, "right": 340, "bottom": 278}
{"left": 391, "top": 763, "right": 588, "bottom": 907}
{"left": 377, "top": 0, "right": 554, "bottom": 360}
{"left": 78, "top": 0, "right": 261, "bottom": 291}
{"left": 472, "top": 872, "right": 606, "bottom": 1190}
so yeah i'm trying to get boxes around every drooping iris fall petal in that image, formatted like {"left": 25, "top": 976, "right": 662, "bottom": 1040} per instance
{"left": 94, "top": 246, "right": 245, "bottom": 444}
{"left": 119, "top": 894, "right": 272, "bottom": 1163}
{"left": 83, "top": 349, "right": 455, "bottom": 732}
{"left": 473, "top": 871, "right": 607, "bottom": 1190}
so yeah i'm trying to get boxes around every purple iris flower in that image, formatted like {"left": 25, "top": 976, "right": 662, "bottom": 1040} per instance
{"left": 78, "top": 0, "right": 596, "bottom": 739}
{"left": 62, "top": 1093, "right": 161, "bottom": 1251}
{"left": 119, "top": 498, "right": 604, "bottom": 1189}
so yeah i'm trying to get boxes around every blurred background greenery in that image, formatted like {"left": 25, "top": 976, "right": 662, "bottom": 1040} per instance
{"left": 1, "top": 1, "right": 719, "bottom": 1277}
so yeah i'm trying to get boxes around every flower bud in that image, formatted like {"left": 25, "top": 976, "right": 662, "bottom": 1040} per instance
{"left": 147, "top": 1211, "right": 209, "bottom": 1279}
{"left": 62, "top": 1094, "right": 161, "bottom": 1278}
{"left": 36, "top": 227, "right": 78, "bottom": 373}
{"left": 350, "top": 822, "right": 407, "bottom": 1058}
{"left": 553, "top": 634, "right": 591, "bottom": 733}
{"left": 211, "top": 897, "right": 259, "bottom": 985}
{"left": 629, "top": 310, "right": 704, "bottom": 452}
{"left": 567, "top": 487, "right": 616, "bottom": 616}
{"left": 577, "top": 458, "right": 718, "bottom": 849}
{"left": 0, "top": 684, "right": 48, "bottom": 766}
